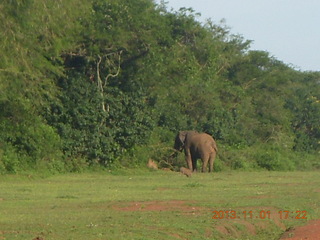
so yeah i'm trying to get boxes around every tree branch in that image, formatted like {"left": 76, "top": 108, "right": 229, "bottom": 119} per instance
{"left": 96, "top": 55, "right": 106, "bottom": 112}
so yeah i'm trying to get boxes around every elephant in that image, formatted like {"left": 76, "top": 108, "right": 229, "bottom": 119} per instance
{"left": 174, "top": 131, "right": 217, "bottom": 173}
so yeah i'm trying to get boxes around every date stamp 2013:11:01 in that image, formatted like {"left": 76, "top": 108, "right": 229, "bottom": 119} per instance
{"left": 212, "top": 210, "right": 308, "bottom": 220}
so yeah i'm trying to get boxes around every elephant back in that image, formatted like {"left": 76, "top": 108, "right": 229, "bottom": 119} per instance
{"left": 190, "top": 133, "right": 217, "bottom": 153}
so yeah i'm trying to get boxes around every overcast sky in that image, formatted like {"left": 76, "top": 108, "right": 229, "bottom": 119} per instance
{"left": 155, "top": 0, "right": 320, "bottom": 72}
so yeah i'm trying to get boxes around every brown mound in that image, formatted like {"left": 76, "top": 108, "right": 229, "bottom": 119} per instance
{"left": 280, "top": 220, "right": 320, "bottom": 240}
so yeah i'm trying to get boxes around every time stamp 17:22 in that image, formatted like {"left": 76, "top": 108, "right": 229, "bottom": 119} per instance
{"left": 212, "top": 210, "right": 308, "bottom": 220}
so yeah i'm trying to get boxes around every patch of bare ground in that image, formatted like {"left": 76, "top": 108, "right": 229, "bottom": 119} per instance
{"left": 33, "top": 237, "right": 44, "bottom": 240}
{"left": 167, "top": 233, "right": 188, "bottom": 240}
{"left": 113, "top": 201, "right": 320, "bottom": 239}
{"left": 213, "top": 219, "right": 258, "bottom": 239}
{"left": 212, "top": 206, "right": 287, "bottom": 239}
{"left": 280, "top": 219, "right": 320, "bottom": 240}
{"left": 245, "top": 206, "right": 286, "bottom": 230}
{"left": 112, "top": 200, "right": 203, "bottom": 213}
{"left": 215, "top": 224, "right": 241, "bottom": 238}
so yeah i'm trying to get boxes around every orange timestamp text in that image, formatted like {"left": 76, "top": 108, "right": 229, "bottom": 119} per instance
{"left": 212, "top": 210, "right": 308, "bottom": 220}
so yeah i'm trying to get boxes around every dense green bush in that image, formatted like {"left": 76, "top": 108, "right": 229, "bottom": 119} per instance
{"left": 0, "top": 0, "right": 319, "bottom": 173}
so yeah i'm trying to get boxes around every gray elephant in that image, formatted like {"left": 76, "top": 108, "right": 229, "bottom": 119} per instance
{"left": 174, "top": 131, "right": 217, "bottom": 172}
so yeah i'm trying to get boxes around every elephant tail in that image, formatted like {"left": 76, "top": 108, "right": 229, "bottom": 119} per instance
{"left": 212, "top": 141, "right": 218, "bottom": 152}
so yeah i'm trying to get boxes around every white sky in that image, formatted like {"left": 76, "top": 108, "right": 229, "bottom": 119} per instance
{"left": 155, "top": 0, "right": 320, "bottom": 72}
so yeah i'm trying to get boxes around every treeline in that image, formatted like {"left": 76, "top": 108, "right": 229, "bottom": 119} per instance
{"left": 0, "top": 0, "right": 319, "bottom": 173}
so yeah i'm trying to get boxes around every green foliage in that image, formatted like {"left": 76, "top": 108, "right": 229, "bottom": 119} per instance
{"left": 1, "top": 0, "right": 319, "bottom": 173}
{"left": 287, "top": 74, "right": 320, "bottom": 152}
{"left": 0, "top": 143, "right": 21, "bottom": 173}
{"left": 0, "top": 98, "right": 63, "bottom": 173}
{"left": 255, "top": 148, "right": 295, "bottom": 171}
{"left": 0, "top": 0, "right": 89, "bottom": 173}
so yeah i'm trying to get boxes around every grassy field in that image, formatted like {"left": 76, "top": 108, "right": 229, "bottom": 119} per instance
{"left": 0, "top": 170, "right": 319, "bottom": 240}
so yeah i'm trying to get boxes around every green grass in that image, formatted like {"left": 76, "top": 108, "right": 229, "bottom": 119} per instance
{"left": 0, "top": 170, "right": 319, "bottom": 240}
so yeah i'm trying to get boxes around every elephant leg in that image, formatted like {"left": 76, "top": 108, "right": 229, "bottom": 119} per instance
{"left": 201, "top": 153, "right": 209, "bottom": 173}
{"left": 184, "top": 149, "right": 193, "bottom": 171}
{"left": 186, "top": 157, "right": 193, "bottom": 171}
{"left": 192, "top": 158, "right": 197, "bottom": 172}
{"left": 201, "top": 159, "right": 208, "bottom": 172}
{"left": 209, "top": 151, "right": 216, "bottom": 172}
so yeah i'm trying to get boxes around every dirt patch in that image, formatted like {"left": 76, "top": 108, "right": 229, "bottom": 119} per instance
{"left": 32, "top": 237, "right": 44, "bottom": 240}
{"left": 215, "top": 223, "right": 242, "bottom": 238}
{"left": 112, "top": 200, "right": 203, "bottom": 213}
{"left": 167, "top": 233, "right": 187, "bottom": 240}
{"left": 113, "top": 202, "right": 320, "bottom": 239}
{"left": 214, "top": 220, "right": 256, "bottom": 238}
{"left": 213, "top": 206, "right": 288, "bottom": 239}
{"left": 280, "top": 220, "right": 320, "bottom": 240}
{"left": 234, "top": 206, "right": 286, "bottom": 231}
